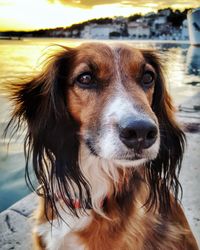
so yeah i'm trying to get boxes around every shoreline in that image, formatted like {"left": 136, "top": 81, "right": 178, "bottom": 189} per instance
{"left": 0, "top": 36, "right": 191, "bottom": 44}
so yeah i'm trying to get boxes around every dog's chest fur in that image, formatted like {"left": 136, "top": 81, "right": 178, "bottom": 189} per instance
{"left": 33, "top": 191, "right": 192, "bottom": 250}
{"left": 34, "top": 208, "right": 92, "bottom": 250}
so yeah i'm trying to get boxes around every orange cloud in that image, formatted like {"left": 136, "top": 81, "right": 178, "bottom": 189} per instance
{"left": 48, "top": 0, "right": 200, "bottom": 9}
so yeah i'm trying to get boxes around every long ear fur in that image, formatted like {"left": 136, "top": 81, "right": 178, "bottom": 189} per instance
{"left": 142, "top": 51, "right": 185, "bottom": 214}
{"left": 5, "top": 47, "right": 91, "bottom": 218}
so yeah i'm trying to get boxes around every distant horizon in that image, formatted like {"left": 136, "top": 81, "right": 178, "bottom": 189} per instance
{"left": 0, "top": 0, "right": 199, "bottom": 32}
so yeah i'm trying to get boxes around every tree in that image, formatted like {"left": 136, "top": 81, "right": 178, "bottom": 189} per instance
{"left": 128, "top": 14, "right": 142, "bottom": 22}
{"left": 167, "top": 10, "right": 187, "bottom": 27}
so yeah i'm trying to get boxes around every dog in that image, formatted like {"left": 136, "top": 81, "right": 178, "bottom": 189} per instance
{"left": 6, "top": 42, "right": 198, "bottom": 250}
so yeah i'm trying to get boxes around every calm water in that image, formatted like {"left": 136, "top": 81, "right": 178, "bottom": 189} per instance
{"left": 0, "top": 38, "right": 200, "bottom": 212}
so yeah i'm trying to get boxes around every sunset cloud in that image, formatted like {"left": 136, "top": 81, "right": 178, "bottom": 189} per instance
{"left": 49, "top": 0, "right": 199, "bottom": 9}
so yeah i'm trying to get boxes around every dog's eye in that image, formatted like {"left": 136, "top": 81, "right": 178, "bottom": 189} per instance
{"left": 142, "top": 71, "right": 155, "bottom": 86}
{"left": 76, "top": 72, "right": 95, "bottom": 88}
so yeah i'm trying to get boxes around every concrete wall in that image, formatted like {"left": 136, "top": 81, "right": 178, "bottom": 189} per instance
{"left": 0, "top": 193, "right": 37, "bottom": 250}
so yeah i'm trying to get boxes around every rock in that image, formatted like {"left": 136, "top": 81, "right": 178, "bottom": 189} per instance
{"left": 0, "top": 193, "right": 37, "bottom": 250}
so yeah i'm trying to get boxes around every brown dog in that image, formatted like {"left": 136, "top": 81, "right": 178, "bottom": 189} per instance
{"left": 7, "top": 42, "right": 199, "bottom": 250}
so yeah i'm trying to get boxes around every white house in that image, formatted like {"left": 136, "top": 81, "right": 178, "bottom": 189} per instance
{"left": 182, "top": 19, "right": 189, "bottom": 40}
{"left": 81, "top": 24, "right": 119, "bottom": 39}
{"left": 128, "top": 22, "right": 150, "bottom": 38}
{"left": 153, "top": 15, "right": 167, "bottom": 27}
{"left": 151, "top": 15, "right": 168, "bottom": 36}
{"left": 63, "top": 30, "right": 71, "bottom": 37}
{"left": 81, "top": 25, "right": 92, "bottom": 38}
{"left": 72, "top": 29, "right": 79, "bottom": 37}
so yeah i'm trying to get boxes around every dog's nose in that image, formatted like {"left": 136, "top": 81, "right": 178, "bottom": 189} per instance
{"left": 119, "top": 118, "right": 158, "bottom": 150}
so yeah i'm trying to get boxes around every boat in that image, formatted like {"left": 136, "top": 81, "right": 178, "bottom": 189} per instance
{"left": 187, "top": 8, "right": 200, "bottom": 46}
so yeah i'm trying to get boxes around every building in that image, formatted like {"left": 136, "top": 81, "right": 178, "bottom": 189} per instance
{"left": 153, "top": 15, "right": 167, "bottom": 28}
{"left": 128, "top": 22, "right": 150, "bottom": 38}
{"left": 182, "top": 19, "right": 189, "bottom": 40}
{"left": 63, "top": 30, "right": 71, "bottom": 37}
{"left": 81, "top": 24, "right": 120, "bottom": 39}
{"left": 151, "top": 15, "right": 168, "bottom": 37}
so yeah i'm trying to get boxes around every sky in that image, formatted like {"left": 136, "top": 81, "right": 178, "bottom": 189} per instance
{"left": 0, "top": 0, "right": 199, "bottom": 31}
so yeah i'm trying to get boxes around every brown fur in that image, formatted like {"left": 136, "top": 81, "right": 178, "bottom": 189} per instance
{"left": 34, "top": 172, "right": 198, "bottom": 250}
{"left": 5, "top": 42, "right": 199, "bottom": 250}
{"left": 77, "top": 184, "right": 197, "bottom": 250}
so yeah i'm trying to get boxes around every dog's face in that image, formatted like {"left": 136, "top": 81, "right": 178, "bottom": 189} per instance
{"left": 67, "top": 43, "right": 159, "bottom": 166}
{"left": 7, "top": 42, "right": 185, "bottom": 215}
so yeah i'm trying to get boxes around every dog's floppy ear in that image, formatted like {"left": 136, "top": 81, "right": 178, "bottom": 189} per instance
{"left": 142, "top": 51, "right": 185, "bottom": 214}
{"left": 5, "top": 47, "right": 90, "bottom": 217}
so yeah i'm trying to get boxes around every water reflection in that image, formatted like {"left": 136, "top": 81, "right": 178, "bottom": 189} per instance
{"left": 0, "top": 39, "right": 199, "bottom": 101}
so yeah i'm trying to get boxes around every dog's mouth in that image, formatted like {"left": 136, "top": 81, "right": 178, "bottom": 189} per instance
{"left": 85, "top": 139, "right": 147, "bottom": 162}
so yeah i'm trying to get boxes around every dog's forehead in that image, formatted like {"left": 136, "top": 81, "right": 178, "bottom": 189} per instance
{"left": 76, "top": 42, "right": 144, "bottom": 63}
{"left": 76, "top": 42, "right": 113, "bottom": 57}
{"left": 110, "top": 43, "right": 144, "bottom": 57}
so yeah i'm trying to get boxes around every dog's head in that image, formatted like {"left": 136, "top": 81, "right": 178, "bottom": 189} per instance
{"left": 69, "top": 43, "right": 159, "bottom": 166}
{"left": 6, "top": 42, "right": 185, "bottom": 216}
